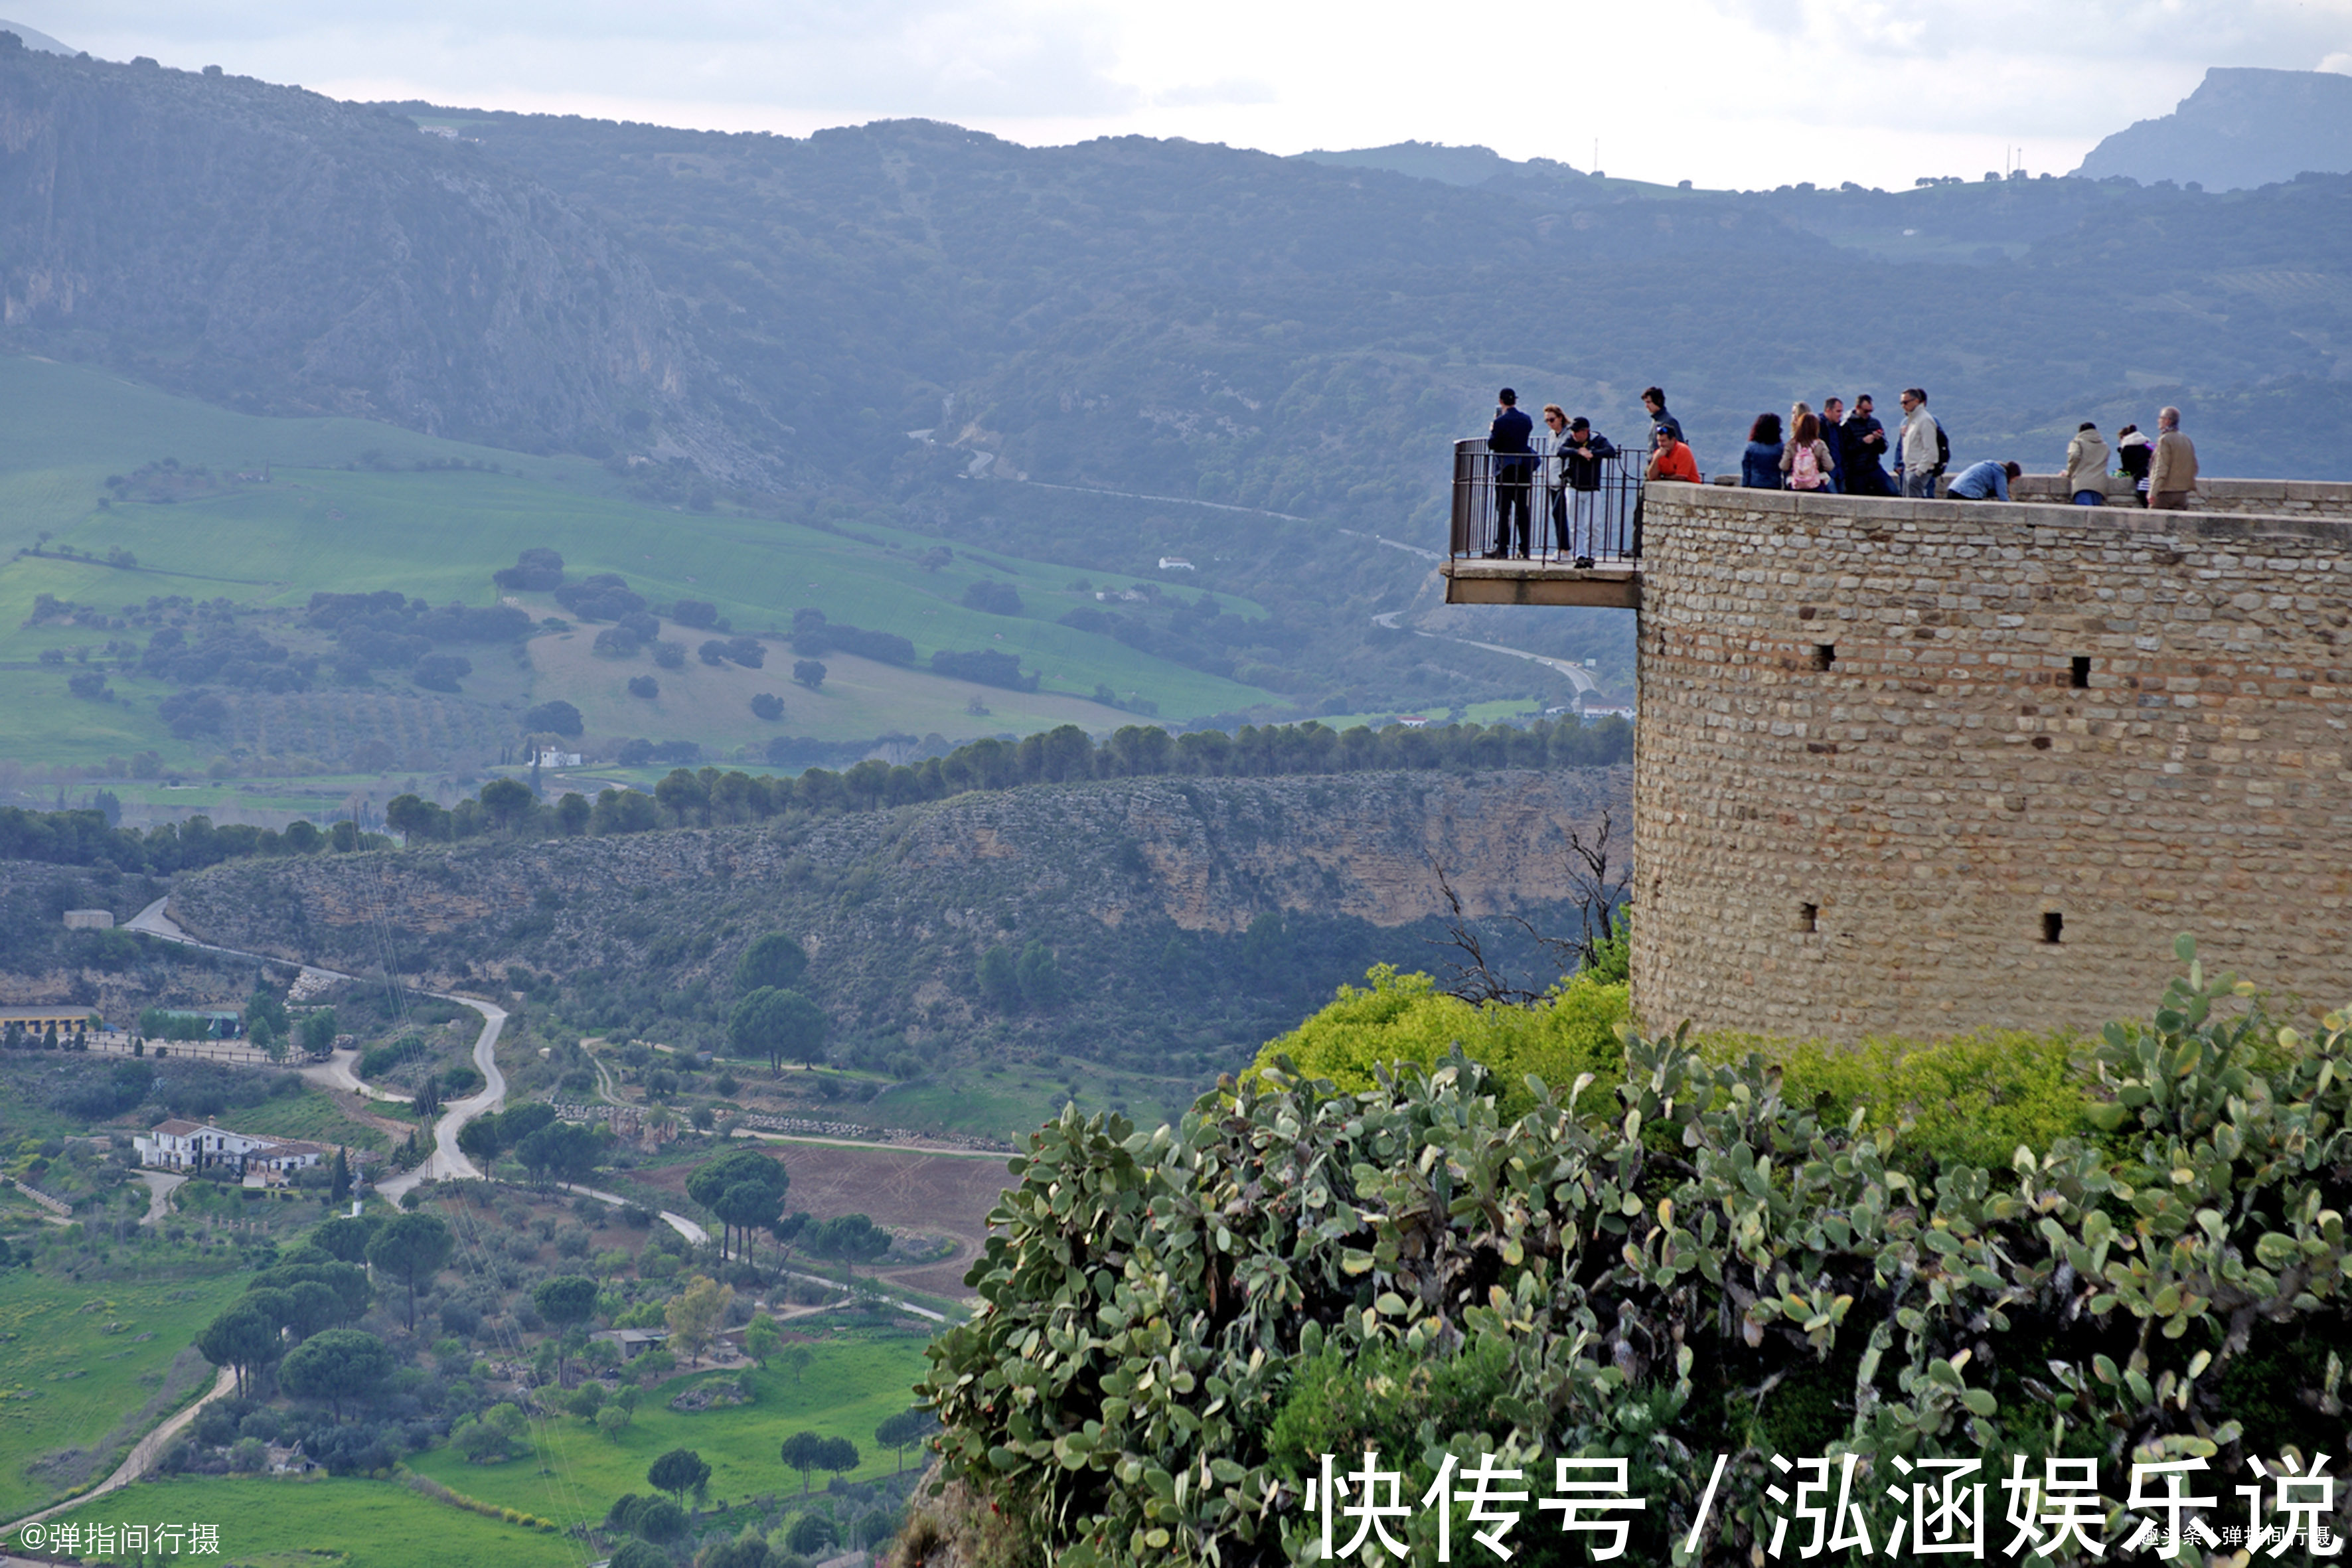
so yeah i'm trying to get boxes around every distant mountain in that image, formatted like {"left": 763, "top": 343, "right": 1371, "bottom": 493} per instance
{"left": 1293, "top": 141, "right": 1522, "bottom": 187}
{"left": 0, "top": 19, "right": 71, "bottom": 54}
{"left": 0, "top": 45, "right": 787, "bottom": 483}
{"left": 2074, "top": 66, "right": 2352, "bottom": 191}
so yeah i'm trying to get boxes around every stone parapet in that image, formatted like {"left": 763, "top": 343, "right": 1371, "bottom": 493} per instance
{"left": 1630, "top": 485, "right": 2352, "bottom": 1040}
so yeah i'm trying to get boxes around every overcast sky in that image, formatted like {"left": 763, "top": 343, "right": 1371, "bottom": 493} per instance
{"left": 13, "top": 1, "right": 2352, "bottom": 189}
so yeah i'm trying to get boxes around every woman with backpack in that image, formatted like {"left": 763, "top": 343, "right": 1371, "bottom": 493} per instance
{"left": 1741, "top": 414, "right": 1786, "bottom": 489}
{"left": 1780, "top": 411, "right": 1834, "bottom": 493}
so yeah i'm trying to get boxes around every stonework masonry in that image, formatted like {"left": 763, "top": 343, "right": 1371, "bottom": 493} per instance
{"left": 1630, "top": 484, "right": 2352, "bottom": 1040}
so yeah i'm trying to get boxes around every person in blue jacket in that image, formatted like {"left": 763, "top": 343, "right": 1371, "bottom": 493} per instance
{"left": 1741, "top": 414, "right": 1786, "bottom": 489}
{"left": 1946, "top": 459, "right": 2022, "bottom": 501}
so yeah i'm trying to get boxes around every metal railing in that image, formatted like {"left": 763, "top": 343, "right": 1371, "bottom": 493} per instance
{"left": 1449, "top": 437, "right": 1647, "bottom": 565}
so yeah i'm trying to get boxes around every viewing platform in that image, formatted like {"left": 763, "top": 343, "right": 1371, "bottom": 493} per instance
{"left": 1441, "top": 437, "right": 1646, "bottom": 609}
{"left": 1441, "top": 436, "right": 2352, "bottom": 611}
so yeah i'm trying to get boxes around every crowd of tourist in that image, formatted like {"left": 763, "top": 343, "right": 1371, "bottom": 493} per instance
{"left": 1482, "top": 384, "right": 2204, "bottom": 562}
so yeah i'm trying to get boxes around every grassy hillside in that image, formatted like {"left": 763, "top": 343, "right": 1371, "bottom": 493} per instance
{"left": 0, "top": 354, "right": 1282, "bottom": 775}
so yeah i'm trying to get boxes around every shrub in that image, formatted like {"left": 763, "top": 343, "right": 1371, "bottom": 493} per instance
{"left": 923, "top": 944, "right": 2352, "bottom": 1566}
{"left": 750, "top": 692, "right": 785, "bottom": 720}
{"left": 961, "top": 580, "right": 1024, "bottom": 615}
{"left": 628, "top": 675, "right": 659, "bottom": 700}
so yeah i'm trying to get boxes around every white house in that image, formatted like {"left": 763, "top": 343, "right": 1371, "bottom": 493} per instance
{"left": 133, "top": 1119, "right": 334, "bottom": 1182}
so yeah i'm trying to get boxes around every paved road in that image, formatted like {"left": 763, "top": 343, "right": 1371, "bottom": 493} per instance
{"left": 301, "top": 1048, "right": 412, "bottom": 1104}
{"left": 1372, "top": 609, "right": 1601, "bottom": 697}
{"left": 556, "top": 1182, "right": 710, "bottom": 1245}
{"left": 131, "top": 1170, "right": 184, "bottom": 1227}
{"left": 125, "top": 898, "right": 507, "bottom": 1204}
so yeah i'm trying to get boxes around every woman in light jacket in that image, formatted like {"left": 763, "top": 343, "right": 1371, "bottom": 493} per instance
{"left": 2063, "top": 422, "right": 2110, "bottom": 506}
{"left": 1779, "top": 412, "right": 1834, "bottom": 492}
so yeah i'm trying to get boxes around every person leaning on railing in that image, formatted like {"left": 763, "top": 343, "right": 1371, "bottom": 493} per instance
{"left": 1551, "top": 414, "right": 1617, "bottom": 562}
{"left": 1646, "top": 424, "right": 1701, "bottom": 485}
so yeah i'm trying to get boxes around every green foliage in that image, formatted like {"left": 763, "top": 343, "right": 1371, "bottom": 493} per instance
{"left": 365, "top": 1209, "right": 452, "bottom": 1330}
{"left": 733, "top": 932, "right": 809, "bottom": 994}
{"left": 922, "top": 944, "right": 2352, "bottom": 1566}
{"left": 728, "top": 986, "right": 827, "bottom": 1073}
{"left": 279, "top": 1328, "right": 394, "bottom": 1421}
{"left": 1251, "top": 966, "right": 1627, "bottom": 1119}
{"left": 647, "top": 1445, "right": 712, "bottom": 1505}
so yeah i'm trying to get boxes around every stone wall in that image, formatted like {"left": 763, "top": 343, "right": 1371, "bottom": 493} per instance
{"left": 2010, "top": 474, "right": 2352, "bottom": 518}
{"left": 1631, "top": 485, "right": 2352, "bottom": 1040}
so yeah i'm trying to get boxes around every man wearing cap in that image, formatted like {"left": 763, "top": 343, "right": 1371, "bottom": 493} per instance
{"left": 1488, "top": 388, "right": 1536, "bottom": 558}
{"left": 1557, "top": 416, "right": 1617, "bottom": 561}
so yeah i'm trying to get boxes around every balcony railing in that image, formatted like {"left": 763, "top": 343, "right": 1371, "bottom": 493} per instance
{"left": 1448, "top": 438, "right": 1646, "bottom": 566}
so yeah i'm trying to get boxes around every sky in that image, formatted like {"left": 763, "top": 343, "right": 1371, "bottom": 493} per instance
{"left": 11, "top": 0, "right": 2352, "bottom": 191}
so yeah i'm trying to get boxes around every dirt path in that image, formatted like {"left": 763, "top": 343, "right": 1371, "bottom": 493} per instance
{"left": 131, "top": 1170, "right": 184, "bottom": 1227}
{"left": 0, "top": 1366, "right": 236, "bottom": 1538}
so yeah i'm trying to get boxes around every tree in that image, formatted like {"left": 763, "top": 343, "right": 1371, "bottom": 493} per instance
{"left": 780, "top": 1345, "right": 814, "bottom": 1386}
{"left": 196, "top": 1304, "right": 280, "bottom": 1397}
{"left": 365, "top": 1210, "right": 453, "bottom": 1330}
{"left": 732, "top": 933, "right": 809, "bottom": 994}
{"left": 456, "top": 1114, "right": 503, "bottom": 1164}
{"left": 977, "top": 944, "right": 1020, "bottom": 1009}
{"left": 245, "top": 986, "right": 289, "bottom": 1042}
{"left": 609, "top": 1540, "right": 668, "bottom": 1568}
{"left": 297, "top": 1008, "right": 338, "bottom": 1056}
{"left": 664, "top": 1274, "right": 732, "bottom": 1367}
{"left": 566, "top": 1381, "right": 607, "bottom": 1421}
{"left": 311, "top": 1215, "right": 375, "bottom": 1263}
{"left": 875, "top": 1407, "right": 939, "bottom": 1474}
{"left": 647, "top": 1447, "right": 711, "bottom": 1508}
{"left": 791, "top": 659, "right": 826, "bottom": 690}
{"left": 596, "top": 1403, "right": 632, "bottom": 1441}
{"left": 631, "top": 1497, "right": 688, "bottom": 1543}
{"left": 533, "top": 1275, "right": 599, "bottom": 1382}
{"left": 786, "top": 1513, "right": 838, "bottom": 1556}
{"left": 457, "top": 1401, "right": 528, "bottom": 1462}
{"left": 1015, "top": 940, "right": 1063, "bottom": 1008}
{"left": 819, "top": 1435, "right": 860, "bottom": 1482}
{"left": 768, "top": 1211, "right": 810, "bottom": 1275}
{"left": 516, "top": 1120, "right": 601, "bottom": 1186}
{"left": 479, "top": 776, "right": 534, "bottom": 830}
{"left": 555, "top": 791, "right": 591, "bottom": 836}
{"left": 743, "top": 1314, "right": 781, "bottom": 1367}
{"left": 779, "top": 1429, "right": 826, "bottom": 1494}
{"left": 807, "top": 1214, "right": 890, "bottom": 1278}
{"left": 278, "top": 1328, "right": 392, "bottom": 1421}
{"left": 685, "top": 1149, "right": 789, "bottom": 1261}
{"left": 728, "top": 986, "right": 827, "bottom": 1076}
{"left": 328, "top": 1147, "right": 351, "bottom": 1204}
{"left": 524, "top": 699, "right": 584, "bottom": 737}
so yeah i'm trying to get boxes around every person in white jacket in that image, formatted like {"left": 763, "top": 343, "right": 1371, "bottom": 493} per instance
{"left": 2063, "top": 422, "right": 2111, "bottom": 505}
{"left": 1897, "top": 387, "right": 1940, "bottom": 499}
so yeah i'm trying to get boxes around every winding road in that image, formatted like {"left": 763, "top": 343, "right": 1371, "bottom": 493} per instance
{"left": 125, "top": 898, "right": 507, "bottom": 1202}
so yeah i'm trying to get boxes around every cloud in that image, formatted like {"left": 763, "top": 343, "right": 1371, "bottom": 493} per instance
{"left": 1154, "top": 79, "right": 1276, "bottom": 108}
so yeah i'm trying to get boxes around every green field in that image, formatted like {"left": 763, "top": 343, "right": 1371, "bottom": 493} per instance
{"left": 62, "top": 1474, "right": 582, "bottom": 1568}
{"left": 0, "top": 353, "right": 1277, "bottom": 776}
{"left": 0, "top": 1271, "right": 244, "bottom": 1524}
{"left": 213, "top": 1088, "right": 392, "bottom": 1152}
{"left": 407, "top": 1332, "right": 931, "bottom": 1529}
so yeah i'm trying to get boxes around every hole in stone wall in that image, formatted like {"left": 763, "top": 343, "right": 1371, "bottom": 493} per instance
{"left": 2071, "top": 656, "right": 2090, "bottom": 689}
{"left": 2041, "top": 911, "right": 2064, "bottom": 945}
{"left": 1798, "top": 902, "right": 1818, "bottom": 933}
{"left": 1812, "top": 644, "right": 1836, "bottom": 670}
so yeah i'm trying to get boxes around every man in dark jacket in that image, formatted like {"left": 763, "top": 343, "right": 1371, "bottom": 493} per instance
{"left": 1818, "top": 396, "right": 1849, "bottom": 493}
{"left": 1840, "top": 394, "right": 1893, "bottom": 497}
{"left": 1488, "top": 388, "right": 1536, "bottom": 558}
{"left": 1640, "top": 386, "right": 1684, "bottom": 446}
{"left": 1558, "top": 418, "right": 1618, "bottom": 562}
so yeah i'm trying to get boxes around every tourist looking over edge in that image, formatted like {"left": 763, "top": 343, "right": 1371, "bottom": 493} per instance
{"left": 1947, "top": 459, "right": 2022, "bottom": 502}
{"left": 1896, "top": 388, "right": 1940, "bottom": 499}
{"left": 1781, "top": 412, "right": 1834, "bottom": 492}
{"left": 1488, "top": 387, "right": 1536, "bottom": 558}
{"left": 1539, "top": 404, "right": 1576, "bottom": 555}
{"left": 2063, "top": 422, "right": 2110, "bottom": 506}
{"left": 1558, "top": 417, "right": 1616, "bottom": 564}
{"left": 2116, "top": 424, "right": 2154, "bottom": 505}
{"left": 1647, "top": 424, "right": 1701, "bottom": 485}
{"left": 1741, "top": 414, "right": 1785, "bottom": 489}
{"left": 1818, "top": 397, "right": 1849, "bottom": 493}
{"left": 1842, "top": 395, "right": 1892, "bottom": 496}
{"left": 1641, "top": 386, "right": 1684, "bottom": 446}
{"left": 2149, "top": 406, "right": 2199, "bottom": 510}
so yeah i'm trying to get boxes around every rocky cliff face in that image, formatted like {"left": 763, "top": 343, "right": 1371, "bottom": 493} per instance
{"left": 167, "top": 767, "right": 1629, "bottom": 1067}
{"left": 0, "top": 42, "right": 780, "bottom": 481}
